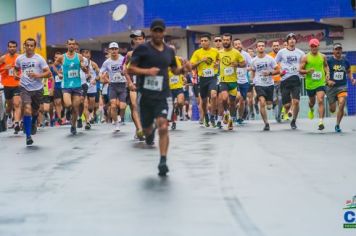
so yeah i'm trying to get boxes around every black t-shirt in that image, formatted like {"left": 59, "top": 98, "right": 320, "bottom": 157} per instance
{"left": 131, "top": 42, "right": 177, "bottom": 99}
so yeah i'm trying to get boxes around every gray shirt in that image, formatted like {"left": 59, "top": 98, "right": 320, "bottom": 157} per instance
{"left": 275, "top": 48, "right": 305, "bottom": 81}
{"left": 100, "top": 56, "right": 125, "bottom": 83}
{"left": 15, "top": 53, "right": 49, "bottom": 91}
{"left": 237, "top": 50, "right": 252, "bottom": 84}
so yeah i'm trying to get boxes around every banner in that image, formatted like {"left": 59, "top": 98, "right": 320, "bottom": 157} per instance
{"left": 20, "top": 17, "right": 47, "bottom": 59}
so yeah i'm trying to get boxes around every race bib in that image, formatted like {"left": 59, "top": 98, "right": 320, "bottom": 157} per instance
{"left": 202, "top": 68, "right": 214, "bottom": 77}
{"left": 311, "top": 71, "right": 323, "bottom": 80}
{"left": 112, "top": 73, "right": 125, "bottom": 83}
{"left": 8, "top": 68, "right": 14, "bottom": 76}
{"left": 237, "top": 68, "right": 246, "bottom": 78}
{"left": 288, "top": 66, "right": 298, "bottom": 74}
{"left": 224, "top": 67, "right": 234, "bottom": 76}
{"left": 68, "top": 70, "right": 79, "bottom": 79}
{"left": 24, "top": 68, "right": 34, "bottom": 79}
{"left": 55, "top": 75, "right": 61, "bottom": 83}
{"left": 170, "top": 76, "right": 179, "bottom": 84}
{"left": 333, "top": 72, "right": 344, "bottom": 81}
{"left": 144, "top": 76, "right": 163, "bottom": 91}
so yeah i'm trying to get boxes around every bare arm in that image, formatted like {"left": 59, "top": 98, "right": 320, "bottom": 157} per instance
{"left": 53, "top": 55, "right": 63, "bottom": 78}
{"left": 299, "top": 55, "right": 311, "bottom": 75}
{"left": 79, "top": 55, "right": 89, "bottom": 73}
{"left": 29, "top": 67, "right": 51, "bottom": 79}
{"left": 323, "top": 54, "right": 330, "bottom": 81}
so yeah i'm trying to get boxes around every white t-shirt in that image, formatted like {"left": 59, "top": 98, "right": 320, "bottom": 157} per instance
{"left": 87, "top": 61, "right": 97, "bottom": 94}
{"left": 275, "top": 48, "right": 305, "bottom": 81}
{"left": 237, "top": 50, "right": 252, "bottom": 84}
{"left": 15, "top": 53, "right": 49, "bottom": 91}
{"left": 100, "top": 56, "right": 126, "bottom": 83}
{"left": 251, "top": 54, "right": 277, "bottom": 87}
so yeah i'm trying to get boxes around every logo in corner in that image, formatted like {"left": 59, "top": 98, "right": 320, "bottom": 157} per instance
{"left": 343, "top": 195, "right": 356, "bottom": 229}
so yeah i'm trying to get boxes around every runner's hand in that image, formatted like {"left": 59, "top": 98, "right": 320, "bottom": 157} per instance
{"left": 308, "top": 68, "right": 315, "bottom": 74}
{"left": 128, "top": 82, "right": 136, "bottom": 91}
{"left": 261, "top": 71, "right": 270, "bottom": 76}
{"left": 147, "top": 67, "right": 160, "bottom": 76}
{"left": 28, "top": 72, "right": 39, "bottom": 79}
{"left": 327, "top": 80, "right": 335, "bottom": 87}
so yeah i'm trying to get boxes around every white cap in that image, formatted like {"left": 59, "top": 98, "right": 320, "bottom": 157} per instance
{"left": 109, "top": 42, "right": 119, "bottom": 49}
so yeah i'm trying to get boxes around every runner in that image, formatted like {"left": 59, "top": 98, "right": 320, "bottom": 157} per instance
{"left": 233, "top": 38, "right": 253, "bottom": 124}
{"left": 50, "top": 52, "right": 64, "bottom": 126}
{"left": 53, "top": 38, "right": 88, "bottom": 135}
{"left": 251, "top": 41, "right": 280, "bottom": 131}
{"left": 14, "top": 38, "right": 50, "bottom": 145}
{"left": 123, "top": 30, "right": 145, "bottom": 140}
{"left": 300, "top": 38, "right": 329, "bottom": 130}
{"left": 246, "top": 47, "right": 258, "bottom": 119}
{"left": 213, "top": 35, "right": 223, "bottom": 51}
{"left": 128, "top": 19, "right": 188, "bottom": 176}
{"left": 100, "top": 42, "right": 129, "bottom": 132}
{"left": 189, "top": 34, "right": 219, "bottom": 127}
{"left": 326, "top": 43, "right": 356, "bottom": 132}
{"left": 0, "top": 41, "right": 21, "bottom": 133}
{"left": 168, "top": 44, "right": 186, "bottom": 130}
{"left": 217, "top": 34, "right": 245, "bottom": 130}
{"left": 81, "top": 49, "right": 100, "bottom": 130}
{"left": 275, "top": 33, "right": 305, "bottom": 129}
{"left": 268, "top": 41, "right": 283, "bottom": 122}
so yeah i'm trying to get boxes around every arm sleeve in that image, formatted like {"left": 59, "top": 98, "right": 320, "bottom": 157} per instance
{"left": 190, "top": 51, "right": 198, "bottom": 64}
{"left": 40, "top": 56, "right": 49, "bottom": 69}
{"left": 275, "top": 51, "right": 282, "bottom": 63}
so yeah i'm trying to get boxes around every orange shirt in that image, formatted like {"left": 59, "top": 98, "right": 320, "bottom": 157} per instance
{"left": 0, "top": 53, "right": 19, "bottom": 87}
{"left": 268, "top": 51, "right": 281, "bottom": 83}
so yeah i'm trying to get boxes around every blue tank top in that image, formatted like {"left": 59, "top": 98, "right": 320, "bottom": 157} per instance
{"left": 62, "top": 53, "right": 81, "bottom": 89}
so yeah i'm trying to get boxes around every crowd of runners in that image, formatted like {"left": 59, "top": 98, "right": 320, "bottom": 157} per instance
{"left": 1, "top": 19, "right": 355, "bottom": 176}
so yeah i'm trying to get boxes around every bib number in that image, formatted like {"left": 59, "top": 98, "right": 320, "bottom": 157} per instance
{"left": 112, "top": 73, "right": 125, "bottom": 83}
{"left": 333, "top": 72, "right": 344, "bottom": 81}
{"left": 8, "top": 68, "right": 14, "bottom": 76}
{"left": 68, "top": 70, "right": 79, "bottom": 79}
{"left": 202, "top": 68, "right": 214, "bottom": 77}
{"left": 224, "top": 67, "right": 234, "bottom": 76}
{"left": 144, "top": 76, "right": 163, "bottom": 91}
{"left": 288, "top": 66, "right": 298, "bottom": 74}
{"left": 170, "top": 76, "right": 179, "bottom": 84}
{"left": 55, "top": 75, "right": 61, "bottom": 83}
{"left": 311, "top": 71, "right": 322, "bottom": 80}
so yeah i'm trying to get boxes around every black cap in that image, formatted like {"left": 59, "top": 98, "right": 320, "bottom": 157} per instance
{"left": 333, "top": 43, "right": 342, "bottom": 49}
{"left": 130, "top": 30, "right": 145, "bottom": 38}
{"left": 150, "top": 19, "right": 166, "bottom": 31}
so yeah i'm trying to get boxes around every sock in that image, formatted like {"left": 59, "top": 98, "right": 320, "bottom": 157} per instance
{"left": 160, "top": 156, "right": 167, "bottom": 164}
{"left": 319, "top": 118, "right": 323, "bottom": 122}
{"left": 23, "top": 116, "right": 32, "bottom": 138}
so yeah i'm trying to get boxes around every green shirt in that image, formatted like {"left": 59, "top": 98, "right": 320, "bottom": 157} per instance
{"left": 305, "top": 52, "right": 326, "bottom": 90}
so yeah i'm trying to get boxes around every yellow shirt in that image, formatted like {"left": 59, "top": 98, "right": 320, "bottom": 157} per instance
{"left": 169, "top": 56, "right": 185, "bottom": 90}
{"left": 219, "top": 48, "right": 244, "bottom": 83}
{"left": 190, "top": 47, "right": 219, "bottom": 77}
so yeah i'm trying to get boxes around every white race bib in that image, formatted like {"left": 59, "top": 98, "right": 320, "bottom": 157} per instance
{"left": 311, "top": 71, "right": 323, "bottom": 80}
{"left": 288, "top": 66, "right": 298, "bottom": 74}
{"left": 224, "top": 67, "right": 234, "bottom": 76}
{"left": 144, "top": 76, "right": 163, "bottom": 91}
{"left": 170, "top": 76, "right": 179, "bottom": 84}
{"left": 55, "top": 75, "right": 61, "bottom": 83}
{"left": 112, "top": 73, "right": 125, "bottom": 83}
{"left": 333, "top": 72, "right": 344, "bottom": 81}
{"left": 8, "top": 68, "right": 14, "bottom": 76}
{"left": 68, "top": 70, "right": 79, "bottom": 79}
{"left": 202, "top": 68, "right": 214, "bottom": 77}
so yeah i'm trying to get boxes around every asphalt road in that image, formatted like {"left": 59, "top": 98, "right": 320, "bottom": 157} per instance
{"left": 0, "top": 117, "right": 355, "bottom": 236}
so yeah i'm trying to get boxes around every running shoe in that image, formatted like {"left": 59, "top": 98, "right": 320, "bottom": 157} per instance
{"left": 335, "top": 124, "right": 342, "bottom": 133}
{"left": 217, "top": 121, "right": 222, "bottom": 129}
{"left": 26, "top": 136, "right": 33, "bottom": 146}
{"left": 223, "top": 113, "right": 229, "bottom": 124}
{"left": 85, "top": 123, "right": 91, "bottom": 130}
{"left": 263, "top": 123, "right": 270, "bottom": 131}
{"left": 136, "top": 130, "right": 145, "bottom": 141}
{"left": 204, "top": 114, "right": 210, "bottom": 127}
{"left": 228, "top": 119, "right": 233, "bottom": 130}
{"left": 77, "top": 119, "right": 83, "bottom": 128}
{"left": 318, "top": 121, "right": 325, "bottom": 131}
{"left": 14, "top": 123, "right": 20, "bottom": 134}
{"left": 145, "top": 128, "right": 156, "bottom": 145}
{"left": 290, "top": 119, "right": 297, "bottom": 130}
{"left": 308, "top": 108, "right": 314, "bottom": 120}
{"left": 236, "top": 118, "right": 244, "bottom": 125}
{"left": 158, "top": 162, "right": 169, "bottom": 176}
{"left": 114, "top": 122, "right": 120, "bottom": 132}
{"left": 210, "top": 116, "right": 216, "bottom": 128}
{"left": 171, "top": 122, "right": 176, "bottom": 130}
{"left": 70, "top": 126, "right": 77, "bottom": 135}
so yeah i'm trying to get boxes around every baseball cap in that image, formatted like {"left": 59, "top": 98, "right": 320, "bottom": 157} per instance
{"left": 130, "top": 30, "right": 145, "bottom": 38}
{"left": 333, "top": 43, "right": 342, "bottom": 49}
{"left": 150, "top": 19, "right": 166, "bottom": 31}
{"left": 109, "top": 42, "right": 119, "bottom": 49}
{"left": 286, "top": 33, "right": 297, "bottom": 41}
{"left": 309, "top": 38, "right": 320, "bottom": 47}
